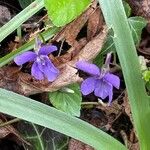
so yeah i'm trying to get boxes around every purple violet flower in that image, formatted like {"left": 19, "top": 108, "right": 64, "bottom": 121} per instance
{"left": 76, "top": 53, "right": 120, "bottom": 105}
{"left": 14, "top": 40, "right": 59, "bottom": 82}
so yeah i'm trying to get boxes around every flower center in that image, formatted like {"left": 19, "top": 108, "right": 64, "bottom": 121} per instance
{"left": 37, "top": 55, "right": 47, "bottom": 66}
{"left": 98, "top": 67, "right": 108, "bottom": 79}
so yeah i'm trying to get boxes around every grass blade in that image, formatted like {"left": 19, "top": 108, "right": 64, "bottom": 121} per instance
{"left": 0, "top": 0, "right": 44, "bottom": 42}
{"left": 98, "top": 0, "right": 150, "bottom": 149}
{"left": 0, "top": 88, "right": 127, "bottom": 150}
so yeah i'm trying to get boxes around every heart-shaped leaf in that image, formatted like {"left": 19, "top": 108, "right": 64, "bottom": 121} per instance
{"left": 123, "top": 1, "right": 131, "bottom": 17}
{"left": 128, "top": 16, "right": 147, "bottom": 45}
{"left": 44, "top": 0, "right": 90, "bottom": 27}
{"left": 94, "top": 16, "right": 147, "bottom": 65}
{"left": 49, "top": 84, "right": 82, "bottom": 117}
{"left": 18, "top": 122, "right": 68, "bottom": 150}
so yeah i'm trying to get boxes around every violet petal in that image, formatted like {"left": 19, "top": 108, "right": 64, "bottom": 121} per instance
{"left": 43, "top": 67, "right": 59, "bottom": 82}
{"left": 104, "top": 73, "right": 120, "bottom": 89}
{"left": 76, "top": 61, "right": 100, "bottom": 76}
{"left": 38, "top": 45, "right": 57, "bottom": 55}
{"left": 14, "top": 51, "right": 37, "bottom": 65}
{"left": 94, "top": 80, "right": 111, "bottom": 99}
{"left": 47, "top": 60, "right": 59, "bottom": 74}
{"left": 31, "top": 61, "right": 44, "bottom": 80}
{"left": 81, "top": 77, "right": 96, "bottom": 95}
{"left": 37, "top": 56, "right": 59, "bottom": 73}
{"left": 37, "top": 57, "right": 59, "bottom": 81}
{"left": 43, "top": 63, "right": 59, "bottom": 82}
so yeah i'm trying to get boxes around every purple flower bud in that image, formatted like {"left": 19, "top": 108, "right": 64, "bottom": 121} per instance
{"left": 105, "top": 52, "right": 112, "bottom": 67}
{"left": 76, "top": 53, "right": 120, "bottom": 105}
{"left": 14, "top": 40, "right": 59, "bottom": 82}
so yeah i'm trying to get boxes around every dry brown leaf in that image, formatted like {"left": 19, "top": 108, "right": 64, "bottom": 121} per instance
{"left": 122, "top": 92, "right": 139, "bottom": 150}
{"left": 127, "top": 0, "right": 150, "bottom": 22}
{"left": 129, "top": 143, "right": 139, "bottom": 150}
{"left": 121, "top": 129, "right": 139, "bottom": 150}
{"left": 0, "top": 66, "right": 22, "bottom": 94}
{"left": 123, "top": 91, "right": 134, "bottom": 124}
{"left": 96, "top": 92, "right": 124, "bottom": 118}
{"left": 0, "top": 115, "right": 29, "bottom": 145}
{"left": 53, "top": 0, "right": 97, "bottom": 46}
{"left": 0, "top": 5, "right": 11, "bottom": 27}
{"left": 138, "top": 36, "right": 150, "bottom": 55}
{"left": 53, "top": 1, "right": 97, "bottom": 46}
{"left": 71, "top": 27, "right": 108, "bottom": 62}
{"left": 87, "top": 7, "right": 104, "bottom": 41}
{"left": 68, "top": 139, "right": 94, "bottom": 150}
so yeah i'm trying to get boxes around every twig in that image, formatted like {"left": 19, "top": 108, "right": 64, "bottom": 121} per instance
{"left": 0, "top": 118, "right": 21, "bottom": 127}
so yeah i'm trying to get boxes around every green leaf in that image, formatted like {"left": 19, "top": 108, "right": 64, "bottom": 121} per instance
{"left": 0, "top": 88, "right": 127, "bottom": 150}
{"left": 49, "top": 84, "right": 82, "bottom": 117}
{"left": 0, "top": 0, "right": 44, "bottom": 42}
{"left": 146, "top": 82, "right": 150, "bottom": 93}
{"left": 143, "top": 70, "right": 150, "bottom": 82}
{"left": 44, "top": 0, "right": 90, "bottom": 27}
{"left": 123, "top": 1, "right": 131, "bottom": 17}
{"left": 94, "top": 16, "right": 147, "bottom": 65}
{"left": 101, "top": 29, "right": 116, "bottom": 55}
{"left": 93, "top": 30, "right": 115, "bottom": 66}
{"left": 18, "top": 122, "right": 68, "bottom": 150}
{"left": 18, "top": 0, "right": 35, "bottom": 9}
{"left": 93, "top": 53, "right": 104, "bottom": 67}
{"left": 101, "top": 16, "right": 147, "bottom": 53}
{"left": 128, "top": 17, "right": 147, "bottom": 45}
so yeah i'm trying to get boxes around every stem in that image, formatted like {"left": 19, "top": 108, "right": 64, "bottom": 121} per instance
{"left": 58, "top": 39, "right": 65, "bottom": 56}
{"left": 81, "top": 102, "right": 99, "bottom": 105}
{"left": 17, "top": 26, "right": 22, "bottom": 41}
{"left": 0, "top": 118, "right": 20, "bottom": 127}
{"left": 39, "top": 33, "right": 46, "bottom": 44}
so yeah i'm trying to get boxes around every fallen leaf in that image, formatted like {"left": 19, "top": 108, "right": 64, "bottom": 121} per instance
{"left": 0, "top": 5, "right": 11, "bottom": 27}
{"left": 127, "top": 0, "right": 150, "bottom": 22}
{"left": 68, "top": 139, "right": 94, "bottom": 150}
{"left": 0, "top": 115, "right": 29, "bottom": 145}
{"left": 87, "top": 7, "right": 104, "bottom": 40}
{"left": 122, "top": 91, "right": 139, "bottom": 150}
{"left": 71, "top": 26, "right": 108, "bottom": 62}
{"left": 138, "top": 36, "right": 150, "bottom": 55}
{"left": 53, "top": 0, "right": 97, "bottom": 46}
{"left": 123, "top": 91, "right": 133, "bottom": 124}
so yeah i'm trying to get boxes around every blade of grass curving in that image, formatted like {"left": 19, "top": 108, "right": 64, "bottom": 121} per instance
{"left": 0, "top": 0, "right": 44, "bottom": 42}
{"left": 0, "top": 88, "right": 127, "bottom": 150}
{"left": 98, "top": 0, "right": 150, "bottom": 149}
{"left": 0, "top": 27, "right": 59, "bottom": 67}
